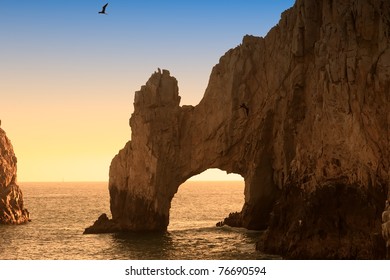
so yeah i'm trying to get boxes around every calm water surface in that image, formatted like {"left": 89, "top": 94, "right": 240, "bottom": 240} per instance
{"left": 0, "top": 181, "right": 279, "bottom": 260}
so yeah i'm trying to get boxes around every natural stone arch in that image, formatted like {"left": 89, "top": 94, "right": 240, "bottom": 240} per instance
{"left": 103, "top": 69, "right": 281, "bottom": 232}
{"left": 85, "top": 67, "right": 282, "bottom": 233}
{"left": 168, "top": 169, "right": 244, "bottom": 230}
{"left": 86, "top": 0, "right": 390, "bottom": 260}
{"left": 186, "top": 168, "right": 243, "bottom": 182}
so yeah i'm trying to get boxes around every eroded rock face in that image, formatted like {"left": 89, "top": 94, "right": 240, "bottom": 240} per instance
{"left": 0, "top": 128, "right": 30, "bottom": 224}
{"left": 86, "top": 0, "right": 390, "bottom": 258}
{"left": 381, "top": 201, "right": 390, "bottom": 259}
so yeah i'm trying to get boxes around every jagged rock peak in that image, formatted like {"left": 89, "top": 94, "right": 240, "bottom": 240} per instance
{"left": 134, "top": 69, "right": 181, "bottom": 109}
{"left": 0, "top": 128, "right": 30, "bottom": 224}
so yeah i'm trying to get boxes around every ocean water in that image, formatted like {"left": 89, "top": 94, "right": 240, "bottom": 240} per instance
{"left": 0, "top": 181, "right": 279, "bottom": 260}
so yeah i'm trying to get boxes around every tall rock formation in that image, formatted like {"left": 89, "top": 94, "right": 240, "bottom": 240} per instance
{"left": 0, "top": 127, "right": 30, "bottom": 224}
{"left": 86, "top": 0, "right": 390, "bottom": 258}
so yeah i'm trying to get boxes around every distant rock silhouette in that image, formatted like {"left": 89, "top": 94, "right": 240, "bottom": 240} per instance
{"left": 0, "top": 128, "right": 30, "bottom": 224}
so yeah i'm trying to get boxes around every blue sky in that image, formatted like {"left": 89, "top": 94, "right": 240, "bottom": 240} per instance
{"left": 1, "top": 0, "right": 295, "bottom": 181}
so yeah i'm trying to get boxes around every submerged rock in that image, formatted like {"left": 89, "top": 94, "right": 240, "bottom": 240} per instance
{"left": 216, "top": 212, "right": 243, "bottom": 228}
{"left": 0, "top": 128, "right": 30, "bottom": 224}
{"left": 84, "top": 214, "right": 121, "bottom": 234}
{"left": 87, "top": 0, "right": 390, "bottom": 259}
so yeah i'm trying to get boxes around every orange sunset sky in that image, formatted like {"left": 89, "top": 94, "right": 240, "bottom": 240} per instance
{"left": 1, "top": 1, "right": 294, "bottom": 182}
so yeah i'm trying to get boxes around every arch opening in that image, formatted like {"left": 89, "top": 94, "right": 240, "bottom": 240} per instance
{"left": 168, "top": 168, "right": 245, "bottom": 231}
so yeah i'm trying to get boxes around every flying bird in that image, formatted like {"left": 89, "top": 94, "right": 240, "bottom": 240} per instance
{"left": 98, "top": 3, "right": 108, "bottom": 14}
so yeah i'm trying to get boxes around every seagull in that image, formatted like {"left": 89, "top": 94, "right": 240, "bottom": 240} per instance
{"left": 98, "top": 3, "right": 108, "bottom": 14}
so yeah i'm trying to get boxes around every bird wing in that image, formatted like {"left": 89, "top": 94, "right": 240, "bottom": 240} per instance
{"left": 102, "top": 3, "right": 108, "bottom": 12}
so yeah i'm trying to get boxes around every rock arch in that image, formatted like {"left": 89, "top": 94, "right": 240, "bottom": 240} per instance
{"left": 169, "top": 169, "right": 244, "bottom": 229}
{"left": 101, "top": 68, "right": 281, "bottom": 232}
{"left": 86, "top": 0, "right": 390, "bottom": 259}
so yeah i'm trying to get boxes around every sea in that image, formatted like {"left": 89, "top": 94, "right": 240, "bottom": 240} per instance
{"left": 0, "top": 181, "right": 280, "bottom": 260}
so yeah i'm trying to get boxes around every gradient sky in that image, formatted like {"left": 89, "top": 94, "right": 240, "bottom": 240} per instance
{"left": 1, "top": 0, "right": 295, "bottom": 182}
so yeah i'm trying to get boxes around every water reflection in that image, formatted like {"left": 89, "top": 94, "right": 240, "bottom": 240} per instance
{"left": 0, "top": 182, "right": 281, "bottom": 260}
{"left": 105, "top": 226, "right": 279, "bottom": 260}
{"left": 109, "top": 231, "right": 175, "bottom": 259}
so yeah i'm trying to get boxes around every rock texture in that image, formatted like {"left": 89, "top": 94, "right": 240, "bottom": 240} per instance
{"left": 86, "top": 0, "right": 390, "bottom": 258}
{"left": 382, "top": 200, "right": 390, "bottom": 258}
{"left": 0, "top": 128, "right": 30, "bottom": 224}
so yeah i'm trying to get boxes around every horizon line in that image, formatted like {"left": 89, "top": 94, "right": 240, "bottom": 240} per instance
{"left": 18, "top": 179, "right": 244, "bottom": 184}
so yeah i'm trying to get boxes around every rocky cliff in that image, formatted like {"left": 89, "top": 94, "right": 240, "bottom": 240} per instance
{"left": 0, "top": 127, "right": 30, "bottom": 224}
{"left": 85, "top": 0, "right": 390, "bottom": 259}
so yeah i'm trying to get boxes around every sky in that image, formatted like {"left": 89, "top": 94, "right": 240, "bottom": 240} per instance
{"left": 1, "top": 0, "right": 295, "bottom": 182}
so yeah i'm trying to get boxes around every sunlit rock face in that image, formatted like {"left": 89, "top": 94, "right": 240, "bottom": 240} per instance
{"left": 0, "top": 128, "right": 30, "bottom": 224}
{"left": 86, "top": 0, "right": 390, "bottom": 258}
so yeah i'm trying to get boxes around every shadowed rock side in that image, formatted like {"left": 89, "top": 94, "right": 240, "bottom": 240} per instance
{"left": 85, "top": 0, "right": 390, "bottom": 258}
{"left": 0, "top": 128, "right": 30, "bottom": 224}
{"left": 382, "top": 200, "right": 390, "bottom": 259}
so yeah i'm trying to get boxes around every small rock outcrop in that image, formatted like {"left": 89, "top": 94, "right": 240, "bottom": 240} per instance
{"left": 84, "top": 213, "right": 120, "bottom": 234}
{"left": 0, "top": 128, "right": 30, "bottom": 224}
{"left": 216, "top": 212, "right": 242, "bottom": 228}
{"left": 86, "top": 0, "right": 390, "bottom": 258}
